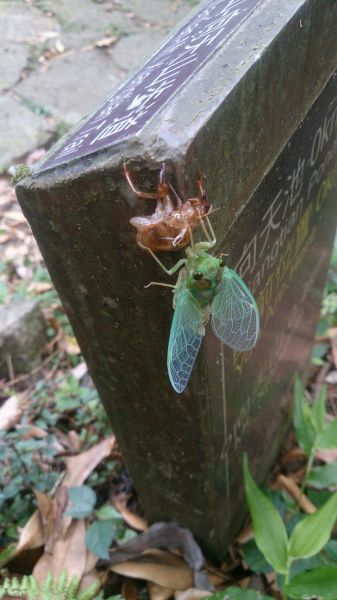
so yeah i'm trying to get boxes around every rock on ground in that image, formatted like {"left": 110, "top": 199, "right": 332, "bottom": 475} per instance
{"left": 0, "top": 299, "right": 47, "bottom": 378}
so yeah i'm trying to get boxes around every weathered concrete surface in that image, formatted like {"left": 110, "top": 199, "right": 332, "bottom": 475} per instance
{"left": 16, "top": 0, "right": 337, "bottom": 561}
{"left": 112, "top": 30, "right": 169, "bottom": 72}
{"left": 0, "top": 96, "right": 54, "bottom": 172}
{"left": 0, "top": 45, "right": 28, "bottom": 91}
{"left": 0, "top": 300, "right": 47, "bottom": 378}
{"left": 16, "top": 50, "right": 122, "bottom": 126}
{"left": 0, "top": 0, "right": 197, "bottom": 170}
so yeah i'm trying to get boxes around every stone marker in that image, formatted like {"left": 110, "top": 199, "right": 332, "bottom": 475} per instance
{"left": 16, "top": 0, "right": 337, "bottom": 560}
{"left": 0, "top": 300, "right": 46, "bottom": 378}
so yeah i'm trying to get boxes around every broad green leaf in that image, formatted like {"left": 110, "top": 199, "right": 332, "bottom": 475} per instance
{"left": 293, "top": 374, "right": 316, "bottom": 454}
{"left": 85, "top": 519, "right": 116, "bottom": 559}
{"left": 66, "top": 485, "right": 97, "bottom": 518}
{"left": 95, "top": 505, "right": 123, "bottom": 522}
{"left": 307, "top": 463, "right": 337, "bottom": 489}
{"left": 243, "top": 455, "right": 288, "bottom": 574}
{"left": 286, "top": 566, "right": 337, "bottom": 599}
{"left": 316, "top": 418, "right": 337, "bottom": 449}
{"left": 0, "top": 543, "right": 16, "bottom": 568}
{"left": 207, "top": 590, "right": 273, "bottom": 600}
{"left": 288, "top": 492, "right": 337, "bottom": 559}
{"left": 307, "top": 488, "right": 332, "bottom": 508}
{"left": 311, "top": 385, "right": 327, "bottom": 433}
{"left": 290, "top": 540, "right": 337, "bottom": 578}
{"left": 324, "top": 539, "right": 337, "bottom": 561}
{"left": 242, "top": 539, "right": 273, "bottom": 574}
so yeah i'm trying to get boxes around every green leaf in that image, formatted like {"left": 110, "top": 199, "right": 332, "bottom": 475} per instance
{"left": 95, "top": 505, "right": 123, "bottom": 522}
{"left": 293, "top": 374, "right": 316, "bottom": 455}
{"left": 324, "top": 539, "right": 337, "bottom": 561}
{"left": 243, "top": 455, "right": 288, "bottom": 574}
{"left": 85, "top": 520, "right": 116, "bottom": 559}
{"left": 286, "top": 566, "right": 337, "bottom": 599}
{"left": 66, "top": 486, "right": 97, "bottom": 518}
{"left": 307, "top": 463, "right": 337, "bottom": 489}
{"left": 119, "top": 527, "right": 137, "bottom": 542}
{"left": 311, "top": 386, "right": 327, "bottom": 433}
{"left": 307, "top": 489, "right": 332, "bottom": 508}
{"left": 242, "top": 539, "right": 273, "bottom": 574}
{"left": 316, "top": 418, "right": 337, "bottom": 449}
{"left": 0, "top": 281, "right": 8, "bottom": 304}
{"left": 207, "top": 589, "right": 273, "bottom": 600}
{"left": 288, "top": 492, "right": 337, "bottom": 559}
{"left": 311, "top": 356, "right": 325, "bottom": 366}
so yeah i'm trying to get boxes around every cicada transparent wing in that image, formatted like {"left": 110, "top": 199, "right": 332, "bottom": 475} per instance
{"left": 167, "top": 287, "right": 205, "bottom": 394}
{"left": 211, "top": 268, "right": 259, "bottom": 351}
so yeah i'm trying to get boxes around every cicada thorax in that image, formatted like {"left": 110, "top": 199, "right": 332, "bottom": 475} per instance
{"left": 186, "top": 253, "right": 223, "bottom": 306}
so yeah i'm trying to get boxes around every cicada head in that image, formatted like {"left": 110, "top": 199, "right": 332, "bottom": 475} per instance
{"left": 186, "top": 254, "right": 224, "bottom": 304}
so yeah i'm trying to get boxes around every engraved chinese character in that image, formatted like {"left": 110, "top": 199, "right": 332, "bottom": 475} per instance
{"left": 235, "top": 235, "right": 257, "bottom": 279}
{"left": 259, "top": 189, "right": 283, "bottom": 257}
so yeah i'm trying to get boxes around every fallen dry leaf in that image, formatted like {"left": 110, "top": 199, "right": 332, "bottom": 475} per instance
{"left": 149, "top": 582, "right": 174, "bottom": 600}
{"left": 110, "top": 549, "right": 194, "bottom": 591}
{"left": 15, "top": 511, "right": 44, "bottom": 556}
{"left": 122, "top": 577, "right": 139, "bottom": 600}
{"left": 236, "top": 524, "right": 253, "bottom": 545}
{"left": 34, "top": 491, "right": 58, "bottom": 552}
{"left": 15, "top": 424, "right": 48, "bottom": 439}
{"left": 281, "top": 447, "right": 307, "bottom": 466}
{"left": 63, "top": 335, "right": 81, "bottom": 355}
{"left": 71, "top": 361, "right": 88, "bottom": 380}
{"left": 61, "top": 436, "right": 116, "bottom": 536}
{"left": 276, "top": 475, "right": 316, "bottom": 513}
{"left": 0, "top": 395, "right": 23, "bottom": 431}
{"left": 55, "top": 39, "right": 65, "bottom": 53}
{"left": 78, "top": 548, "right": 100, "bottom": 593}
{"left": 316, "top": 447, "right": 337, "bottom": 463}
{"left": 95, "top": 35, "right": 118, "bottom": 48}
{"left": 28, "top": 281, "right": 53, "bottom": 294}
{"left": 2, "top": 210, "right": 26, "bottom": 223}
{"left": 103, "top": 522, "right": 211, "bottom": 591}
{"left": 174, "top": 588, "right": 211, "bottom": 600}
{"left": 63, "top": 435, "right": 116, "bottom": 488}
{"left": 114, "top": 499, "right": 148, "bottom": 531}
{"left": 33, "top": 519, "right": 87, "bottom": 584}
{"left": 326, "top": 370, "right": 337, "bottom": 384}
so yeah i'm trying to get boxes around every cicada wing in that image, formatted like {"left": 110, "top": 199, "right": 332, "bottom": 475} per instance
{"left": 167, "top": 288, "right": 204, "bottom": 394}
{"left": 211, "top": 268, "right": 259, "bottom": 351}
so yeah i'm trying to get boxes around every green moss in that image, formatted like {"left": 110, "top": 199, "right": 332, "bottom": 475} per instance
{"left": 11, "top": 164, "right": 32, "bottom": 186}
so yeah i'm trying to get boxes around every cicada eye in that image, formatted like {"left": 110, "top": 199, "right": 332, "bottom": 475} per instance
{"left": 192, "top": 271, "right": 203, "bottom": 280}
{"left": 219, "top": 256, "right": 226, "bottom": 267}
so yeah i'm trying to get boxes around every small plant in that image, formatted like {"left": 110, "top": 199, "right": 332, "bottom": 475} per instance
{"left": 0, "top": 571, "right": 100, "bottom": 600}
{"left": 66, "top": 485, "right": 136, "bottom": 559}
{"left": 243, "top": 455, "right": 337, "bottom": 599}
{"left": 293, "top": 375, "right": 337, "bottom": 490}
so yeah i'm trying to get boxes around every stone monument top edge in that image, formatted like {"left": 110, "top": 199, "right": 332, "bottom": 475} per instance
{"left": 33, "top": 0, "right": 307, "bottom": 177}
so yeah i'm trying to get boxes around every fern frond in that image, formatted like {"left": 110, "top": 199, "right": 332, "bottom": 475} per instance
{"left": 0, "top": 571, "right": 102, "bottom": 600}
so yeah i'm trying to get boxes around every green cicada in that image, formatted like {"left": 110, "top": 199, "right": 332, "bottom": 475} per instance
{"left": 140, "top": 216, "right": 260, "bottom": 394}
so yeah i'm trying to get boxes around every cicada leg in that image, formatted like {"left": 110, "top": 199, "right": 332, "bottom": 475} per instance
{"left": 168, "top": 181, "right": 183, "bottom": 209}
{"left": 196, "top": 215, "right": 217, "bottom": 252}
{"left": 144, "top": 281, "right": 177, "bottom": 289}
{"left": 124, "top": 163, "right": 159, "bottom": 200}
{"left": 196, "top": 170, "right": 207, "bottom": 201}
{"left": 138, "top": 242, "right": 186, "bottom": 276}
